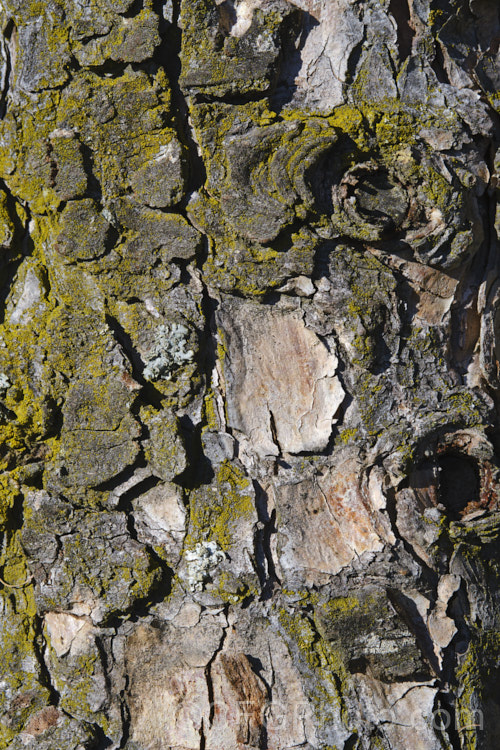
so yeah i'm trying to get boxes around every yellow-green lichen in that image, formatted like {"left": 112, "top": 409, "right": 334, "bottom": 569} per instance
{"left": 187, "top": 460, "right": 255, "bottom": 552}
{"left": 455, "top": 630, "right": 500, "bottom": 750}
{"left": 0, "top": 533, "right": 47, "bottom": 743}
{"left": 279, "top": 608, "right": 351, "bottom": 727}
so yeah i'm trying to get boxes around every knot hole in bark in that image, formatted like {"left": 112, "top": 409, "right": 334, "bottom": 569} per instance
{"left": 437, "top": 453, "right": 480, "bottom": 520}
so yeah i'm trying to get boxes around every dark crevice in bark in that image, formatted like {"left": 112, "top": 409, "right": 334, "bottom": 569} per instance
{"left": 117, "top": 677, "right": 132, "bottom": 750}
{"left": 32, "top": 615, "right": 61, "bottom": 706}
{"left": 0, "top": 475, "right": 25, "bottom": 539}
{"left": 115, "top": 474, "right": 161, "bottom": 509}
{"left": 205, "top": 615, "right": 229, "bottom": 727}
{"left": 431, "top": 39, "right": 451, "bottom": 84}
{"left": 268, "top": 409, "right": 282, "bottom": 456}
{"left": 433, "top": 690, "right": 463, "bottom": 750}
{"left": 177, "top": 412, "right": 209, "bottom": 487}
{"left": 344, "top": 12, "right": 367, "bottom": 90}
{"left": 95, "top": 636, "right": 112, "bottom": 696}
{"left": 442, "top": 584, "right": 472, "bottom": 683}
{"left": 172, "top": 277, "right": 220, "bottom": 491}
{"left": 121, "top": 0, "right": 145, "bottom": 18}
{"left": 104, "top": 313, "right": 165, "bottom": 407}
{"left": 0, "top": 20, "right": 14, "bottom": 120}
{"left": 0, "top": 183, "right": 34, "bottom": 325}
{"left": 46, "top": 141, "right": 58, "bottom": 188}
{"left": 92, "top": 456, "right": 149, "bottom": 494}
{"left": 79, "top": 141, "right": 103, "bottom": 203}
{"left": 253, "top": 480, "right": 280, "bottom": 600}
{"left": 343, "top": 734, "right": 360, "bottom": 750}
{"left": 384, "top": 479, "right": 440, "bottom": 587}
{"left": 69, "top": 58, "right": 132, "bottom": 79}
{"left": 387, "top": 588, "right": 440, "bottom": 677}
{"left": 88, "top": 724, "right": 113, "bottom": 750}
{"left": 87, "top": 458, "right": 175, "bottom": 624}
{"left": 191, "top": 88, "right": 272, "bottom": 107}
{"left": 485, "top": 137, "right": 500, "bottom": 258}
{"left": 270, "top": 10, "right": 319, "bottom": 112}
{"left": 389, "top": 0, "right": 415, "bottom": 62}
{"left": 154, "top": 0, "right": 207, "bottom": 199}
{"left": 199, "top": 717, "right": 207, "bottom": 750}
{"left": 106, "top": 538, "right": 173, "bottom": 628}
{"left": 450, "top": 148, "right": 498, "bottom": 375}
{"left": 246, "top": 653, "right": 272, "bottom": 701}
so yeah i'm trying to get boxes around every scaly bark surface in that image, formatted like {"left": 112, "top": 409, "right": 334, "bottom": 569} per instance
{"left": 0, "top": 0, "right": 499, "bottom": 748}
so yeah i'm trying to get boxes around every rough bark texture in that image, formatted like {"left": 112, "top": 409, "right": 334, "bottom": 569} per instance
{"left": 0, "top": 0, "right": 499, "bottom": 748}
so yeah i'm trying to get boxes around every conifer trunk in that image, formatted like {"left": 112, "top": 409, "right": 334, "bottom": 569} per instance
{"left": 0, "top": 1, "right": 499, "bottom": 748}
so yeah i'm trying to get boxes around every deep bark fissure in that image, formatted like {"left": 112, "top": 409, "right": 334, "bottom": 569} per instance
{"left": 389, "top": 0, "right": 415, "bottom": 62}
{"left": 205, "top": 616, "right": 229, "bottom": 728}
{"left": 0, "top": 22, "right": 13, "bottom": 120}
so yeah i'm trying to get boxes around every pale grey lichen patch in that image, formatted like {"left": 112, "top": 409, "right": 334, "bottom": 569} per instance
{"left": 143, "top": 323, "right": 194, "bottom": 381}
{"left": 184, "top": 541, "right": 227, "bottom": 591}
{"left": 0, "top": 373, "right": 10, "bottom": 397}
{"left": 7, "top": 265, "right": 47, "bottom": 325}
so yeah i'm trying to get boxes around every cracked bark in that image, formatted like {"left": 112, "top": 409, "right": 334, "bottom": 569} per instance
{"left": 0, "top": 0, "right": 499, "bottom": 749}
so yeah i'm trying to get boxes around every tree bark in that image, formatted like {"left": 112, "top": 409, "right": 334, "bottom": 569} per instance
{"left": 0, "top": 0, "right": 499, "bottom": 748}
